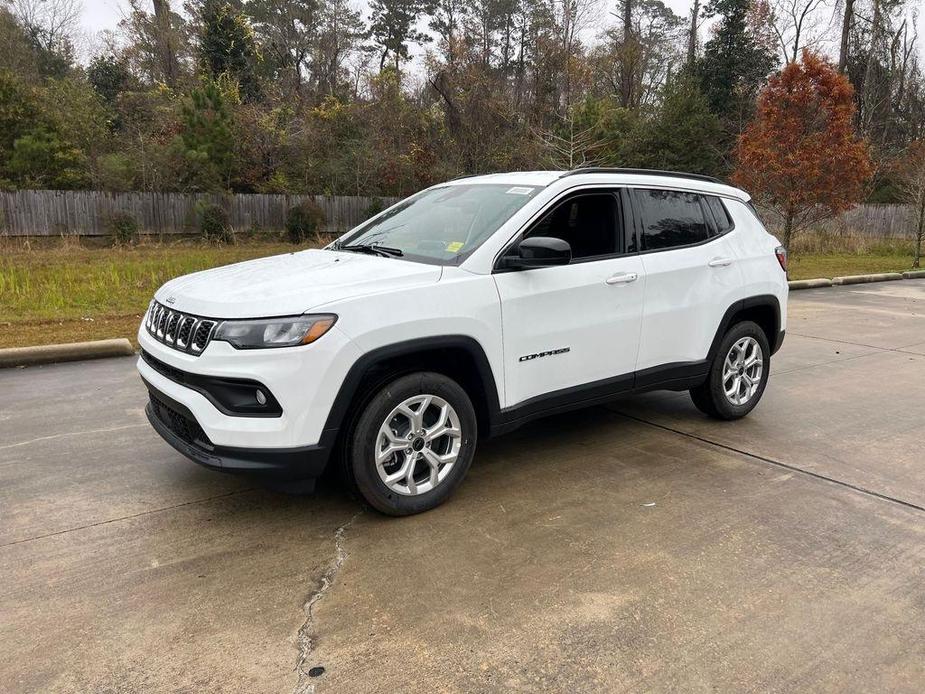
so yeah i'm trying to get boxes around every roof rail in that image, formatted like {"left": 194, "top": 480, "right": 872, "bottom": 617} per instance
{"left": 559, "top": 167, "right": 722, "bottom": 184}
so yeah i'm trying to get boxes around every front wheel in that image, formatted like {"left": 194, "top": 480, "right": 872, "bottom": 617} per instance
{"left": 690, "top": 320, "right": 770, "bottom": 420}
{"left": 348, "top": 372, "right": 477, "bottom": 516}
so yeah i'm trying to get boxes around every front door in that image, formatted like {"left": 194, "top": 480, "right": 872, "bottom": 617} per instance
{"left": 493, "top": 189, "right": 645, "bottom": 409}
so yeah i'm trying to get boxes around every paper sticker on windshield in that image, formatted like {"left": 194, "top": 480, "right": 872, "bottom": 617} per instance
{"left": 446, "top": 241, "right": 464, "bottom": 252}
{"left": 506, "top": 187, "right": 533, "bottom": 195}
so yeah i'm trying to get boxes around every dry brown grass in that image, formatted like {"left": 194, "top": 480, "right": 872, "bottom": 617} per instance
{"left": 789, "top": 231, "right": 914, "bottom": 256}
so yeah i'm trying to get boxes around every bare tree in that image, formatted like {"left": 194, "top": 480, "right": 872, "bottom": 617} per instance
{"left": 314, "top": 0, "right": 365, "bottom": 96}
{"left": 534, "top": 108, "right": 609, "bottom": 170}
{"left": 594, "top": 0, "right": 682, "bottom": 110}
{"left": 7, "top": 0, "right": 81, "bottom": 53}
{"left": 246, "top": 0, "right": 322, "bottom": 96}
{"left": 898, "top": 142, "right": 925, "bottom": 268}
{"left": 151, "top": 0, "right": 179, "bottom": 86}
{"left": 687, "top": 0, "right": 700, "bottom": 65}
{"left": 769, "top": 0, "right": 833, "bottom": 64}
{"left": 618, "top": 0, "right": 637, "bottom": 108}
{"left": 836, "top": 0, "right": 854, "bottom": 72}
{"left": 860, "top": 0, "right": 886, "bottom": 137}
{"left": 550, "top": 0, "right": 602, "bottom": 110}
{"left": 120, "top": 0, "right": 191, "bottom": 86}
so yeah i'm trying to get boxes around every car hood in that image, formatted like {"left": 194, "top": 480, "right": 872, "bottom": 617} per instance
{"left": 155, "top": 249, "right": 442, "bottom": 318}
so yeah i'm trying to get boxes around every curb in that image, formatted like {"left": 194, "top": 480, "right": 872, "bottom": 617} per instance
{"left": 831, "top": 272, "right": 904, "bottom": 286}
{"left": 0, "top": 338, "right": 136, "bottom": 369}
{"left": 788, "top": 278, "right": 832, "bottom": 290}
{"left": 902, "top": 269, "right": 925, "bottom": 279}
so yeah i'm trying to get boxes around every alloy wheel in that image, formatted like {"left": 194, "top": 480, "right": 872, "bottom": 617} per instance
{"left": 374, "top": 394, "right": 462, "bottom": 496}
{"left": 722, "top": 336, "right": 764, "bottom": 406}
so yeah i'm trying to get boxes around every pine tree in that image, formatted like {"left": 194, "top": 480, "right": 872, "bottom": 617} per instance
{"left": 175, "top": 81, "right": 236, "bottom": 191}
{"left": 197, "top": 0, "right": 262, "bottom": 101}
{"left": 697, "top": 0, "right": 776, "bottom": 127}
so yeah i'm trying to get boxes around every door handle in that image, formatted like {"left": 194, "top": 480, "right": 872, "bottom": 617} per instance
{"left": 605, "top": 272, "right": 638, "bottom": 285}
{"left": 708, "top": 257, "right": 734, "bottom": 267}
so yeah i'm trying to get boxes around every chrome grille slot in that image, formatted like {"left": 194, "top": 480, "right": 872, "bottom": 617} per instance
{"left": 191, "top": 321, "right": 216, "bottom": 353}
{"left": 156, "top": 306, "right": 169, "bottom": 337}
{"left": 177, "top": 316, "right": 196, "bottom": 348}
{"left": 164, "top": 312, "right": 180, "bottom": 343}
{"left": 145, "top": 301, "right": 218, "bottom": 356}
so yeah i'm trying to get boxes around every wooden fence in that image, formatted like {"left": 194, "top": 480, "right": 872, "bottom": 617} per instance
{"left": 752, "top": 203, "right": 916, "bottom": 238}
{"left": 0, "top": 189, "right": 916, "bottom": 239}
{"left": 0, "top": 190, "right": 400, "bottom": 237}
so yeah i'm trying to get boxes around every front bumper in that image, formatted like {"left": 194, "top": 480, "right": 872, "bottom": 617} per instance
{"left": 137, "top": 321, "right": 361, "bottom": 449}
{"left": 144, "top": 378, "right": 333, "bottom": 480}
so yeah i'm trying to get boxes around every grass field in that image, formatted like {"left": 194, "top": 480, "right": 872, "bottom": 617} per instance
{"left": 0, "top": 236, "right": 303, "bottom": 349}
{"left": 0, "top": 235, "right": 920, "bottom": 349}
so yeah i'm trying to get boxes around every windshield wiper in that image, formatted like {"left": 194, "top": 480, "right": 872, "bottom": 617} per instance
{"left": 334, "top": 243, "right": 404, "bottom": 258}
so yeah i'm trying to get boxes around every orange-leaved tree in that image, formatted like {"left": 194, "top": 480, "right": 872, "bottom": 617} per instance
{"left": 732, "top": 50, "right": 873, "bottom": 249}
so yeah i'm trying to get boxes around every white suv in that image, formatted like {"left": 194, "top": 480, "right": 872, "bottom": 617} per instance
{"left": 138, "top": 169, "right": 788, "bottom": 515}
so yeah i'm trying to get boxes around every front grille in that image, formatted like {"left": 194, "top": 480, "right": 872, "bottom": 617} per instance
{"left": 145, "top": 301, "right": 218, "bottom": 355}
{"left": 149, "top": 392, "right": 213, "bottom": 448}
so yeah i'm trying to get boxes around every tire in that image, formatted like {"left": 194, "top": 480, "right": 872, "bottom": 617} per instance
{"left": 690, "top": 320, "right": 771, "bottom": 420}
{"left": 347, "top": 372, "right": 477, "bottom": 516}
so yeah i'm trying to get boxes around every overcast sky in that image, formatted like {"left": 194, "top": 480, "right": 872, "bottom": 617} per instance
{"left": 79, "top": 0, "right": 923, "bottom": 69}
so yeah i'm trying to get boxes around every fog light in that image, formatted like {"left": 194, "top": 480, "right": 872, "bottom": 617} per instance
{"left": 255, "top": 389, "right": 267, "bottom": 405}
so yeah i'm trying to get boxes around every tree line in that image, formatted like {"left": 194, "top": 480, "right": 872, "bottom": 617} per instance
{"left": 0, "top": 0, "right": 922, "bottom": 211}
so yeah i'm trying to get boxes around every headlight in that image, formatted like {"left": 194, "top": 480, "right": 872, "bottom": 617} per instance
{"left": 213, "top": 314, "right": 337, "bottom": 349}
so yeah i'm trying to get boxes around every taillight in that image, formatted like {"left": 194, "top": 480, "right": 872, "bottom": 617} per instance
{"left": 775, "top": 246, "right": 787, "bottom": 273}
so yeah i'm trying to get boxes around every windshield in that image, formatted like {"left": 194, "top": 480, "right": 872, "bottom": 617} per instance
{"left": 334, "top": 183, "right": 541, "bottom": 264}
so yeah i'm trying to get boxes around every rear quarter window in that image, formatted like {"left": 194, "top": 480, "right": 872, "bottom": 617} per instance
{"left": 704, "top": 196, "right": 734, "bottom": 235}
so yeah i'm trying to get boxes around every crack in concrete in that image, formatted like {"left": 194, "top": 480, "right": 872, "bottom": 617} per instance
{"left": 616, "top": 411, "right": 925, "bottom": 514}
{"left": 0, "top": 488, "right": 256, "bottom": 548}
{"left": 294, "top": 510, "right": 362, "bottom": 694}
{"left": 0, "top": 423, "right": 148, "bottom": 452}
{"left": 788, "top": 331, "right": 925, "bottom": 355}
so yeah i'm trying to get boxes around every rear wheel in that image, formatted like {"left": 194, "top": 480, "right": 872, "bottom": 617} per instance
{"left": 348, "top": 372, "right": 477, "bottom": 515}
{"left": 690, "top": 320, "right": 770, "bottom": 420}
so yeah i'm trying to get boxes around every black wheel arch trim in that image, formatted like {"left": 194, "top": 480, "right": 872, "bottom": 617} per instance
{"left": 320, "top": 334, "right": 502, "bottom": 442}
{"left": 707, "top": 295, "right": 783, "bottom": 360}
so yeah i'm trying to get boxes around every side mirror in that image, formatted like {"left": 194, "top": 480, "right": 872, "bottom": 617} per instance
{"left": 502, "top": 236, "right": 571, "bottom": 269}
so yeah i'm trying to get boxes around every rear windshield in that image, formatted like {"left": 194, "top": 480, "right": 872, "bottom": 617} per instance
{"left": 335, "top": 184, "right": 541, "bottom": 265}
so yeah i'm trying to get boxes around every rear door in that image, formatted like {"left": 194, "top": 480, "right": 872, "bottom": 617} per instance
{"left": 493, "top": 188, "right": 645, "bottom": 408}
{"left": 632, "top": 188, "right": 743, "bottom": 374}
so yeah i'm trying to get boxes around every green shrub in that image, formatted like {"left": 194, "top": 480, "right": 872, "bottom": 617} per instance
{"left": 285, "top": 200, "right": 326, "bottom": 244}
{"left": 364, "top": 197, "right": 385, "bottom": 220}
{"left": 106, "top": 211, "right": 139, "bottom": 245}
{"left": 199, "top": 203, "right": 234, "bottom": 244}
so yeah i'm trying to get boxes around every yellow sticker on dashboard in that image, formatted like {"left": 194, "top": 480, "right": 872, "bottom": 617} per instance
{"left": 446, "top": 241, "right": 464, "bottom": 252}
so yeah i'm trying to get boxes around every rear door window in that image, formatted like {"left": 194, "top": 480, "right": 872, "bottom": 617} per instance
{"left": 635, "top": 189, "right": 710, "bottom": 251}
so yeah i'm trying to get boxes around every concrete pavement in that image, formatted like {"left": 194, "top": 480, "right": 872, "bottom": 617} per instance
{"left": 1, "top": 280, "right": 923, "bottom": 693}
